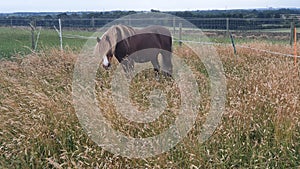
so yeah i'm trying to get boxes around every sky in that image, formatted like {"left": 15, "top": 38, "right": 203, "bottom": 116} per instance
{"left": 0, "top": 0, "right": 299, "bottom": 13}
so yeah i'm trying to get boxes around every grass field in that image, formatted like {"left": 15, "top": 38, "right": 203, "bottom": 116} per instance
{"left": 0, "top": 26, "right": 300, "bottom": 168}
{"left": 0, "top": 26, "right": 293, "bottom": 59}
{"left": 0, "top": 27, "right": 94, "bottom": 58}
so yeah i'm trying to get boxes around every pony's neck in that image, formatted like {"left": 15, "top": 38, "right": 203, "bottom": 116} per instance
{"left": 115, "top": 54, "right": 126, "bottom": 63}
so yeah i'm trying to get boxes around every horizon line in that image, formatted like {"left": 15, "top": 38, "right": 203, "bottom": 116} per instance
{"left": 1, "top": 7, "right": 299, "bottom": 14}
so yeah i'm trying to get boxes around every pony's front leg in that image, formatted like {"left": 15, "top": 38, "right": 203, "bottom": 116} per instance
{"left": 121, "top": 58, "right": 134, "bottom": 79}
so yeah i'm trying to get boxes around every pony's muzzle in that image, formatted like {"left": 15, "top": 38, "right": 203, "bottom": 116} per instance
{"left": 102, "top": 55, "right": 111, "bottom": 70}
{"left": 103, "top": 63, "right": 111, "bottom": 70}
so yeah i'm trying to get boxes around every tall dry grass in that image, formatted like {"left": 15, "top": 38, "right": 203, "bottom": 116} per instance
{"left": 0, "top": 42, "right": 299, "bottom": 168}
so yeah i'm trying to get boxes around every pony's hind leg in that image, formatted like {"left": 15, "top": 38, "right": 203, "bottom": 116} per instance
{"left": 160, "top": 50, "right": 173, "bottom": 78}
{"left": 151, "top": 57, "right": 160, "bottom": 72}
{"left": 150, "top": 56, "right": 161, "bottom": 79}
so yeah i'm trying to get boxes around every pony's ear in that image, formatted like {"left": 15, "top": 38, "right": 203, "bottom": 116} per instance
{"left": 96, "top": 37, "right": 101, "bottom": 43}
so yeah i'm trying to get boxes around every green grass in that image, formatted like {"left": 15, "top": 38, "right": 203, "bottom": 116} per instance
{"left": 0, "top": 27, "right": 31, "bottom": 58}
{"left": 0, "top": 27, "right": 95, "bottom": 58}
{"left": 1, "top": 26, "right": 292, "bottom": 59}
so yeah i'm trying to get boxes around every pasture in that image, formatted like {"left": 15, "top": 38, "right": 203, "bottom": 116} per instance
{"left": 0, "top": 26, "right": 292, "bottom": 59}
{"left": 0, "top": 27, "right": 93, "bottom": 58}
{"left": 0, "top": 26, "right": 299, "bottom": 168}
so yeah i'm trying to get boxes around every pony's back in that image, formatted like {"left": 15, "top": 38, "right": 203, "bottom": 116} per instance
{"left": 101, "top": 25, "right": 136, "bottom": 54}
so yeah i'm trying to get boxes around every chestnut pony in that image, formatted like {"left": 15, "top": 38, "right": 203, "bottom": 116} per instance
{"left": 94, "top": 24, "right": 173, "bottom": 77}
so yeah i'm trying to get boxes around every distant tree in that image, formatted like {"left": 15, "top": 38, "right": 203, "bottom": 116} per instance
{"left": 265, "top": 12, "right": 272, "bottom": 18}
{"left": 70, "top": 13, "right": 80, "bottom": 19}
{"left": 45, "top": 15, "right": 53, "bottom": 19}
{"left": 151, "top": 9, "right": 160, "bottom": 13}
{"left": 57, "top": 13, "right": 69, "bottom": 19}
{"left": 274, "top": 13, "right": 281, "bottom": 18}
{"left": 257, "top": 12, "right": 265, "bottom": 18}
{"left": 127, "top": 11, "right": 137, "bottom": 15}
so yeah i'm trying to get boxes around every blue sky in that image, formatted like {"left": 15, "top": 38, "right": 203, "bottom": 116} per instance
{"left": 0, "top": 0, "right": 299, "bottom": 13}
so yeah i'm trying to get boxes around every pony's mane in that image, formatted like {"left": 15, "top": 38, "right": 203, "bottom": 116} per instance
{"left": 98, "top": 25, "right": 136, "bottom": 55}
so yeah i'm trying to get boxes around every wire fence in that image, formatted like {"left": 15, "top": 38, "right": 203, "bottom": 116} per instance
{"left": 1, "top": 17, "right": 298, "bottom": 42}
{"left": 0, "top": 17, "right": 297, "bottom": 31}
{"left": 0, "top": 17, "right": 299, "bottom": 61}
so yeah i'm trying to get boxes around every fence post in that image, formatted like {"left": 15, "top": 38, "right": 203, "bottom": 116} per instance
{"left": 230, "top": 33, "right": 237, "bottom": 55}
{"left": 29, "top": 21, "right": 35, "bottom": 50}
{"left": 294, "top": 26, "right": 297, "bottom": 66}
{"left": 128, "top": 15, "right": 131, "bottom": 26}
{"left": 35, "top": 27, "right": 41, "bottom": 51}
{"left": 173, "top": 17, "right": 176, "bottom": 35}
{"left": 91, "top": 17, "right": 95, "bottom": 29}
{"left": 179, "top": 22, "right": 182, "bottom": 46}
{"left": 290, "top": 22, "right": 295, "bottom": 46}
{"left": 58, "top": 18, "right": 63, "bottom": 51}
{"left": 226, "top": 18, "right": 230, "bottom": 37}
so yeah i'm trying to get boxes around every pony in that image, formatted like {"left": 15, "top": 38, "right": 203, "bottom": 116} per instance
{"left": 94, "top": 24, "right": 173, "bottom": 77}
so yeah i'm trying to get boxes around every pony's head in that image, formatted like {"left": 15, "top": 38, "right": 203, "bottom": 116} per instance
{"left": 94, "top": 25, "right": 135, "bottom": 69}
{"left": 95, "top": 36, "right": 113, "bottom": 69}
